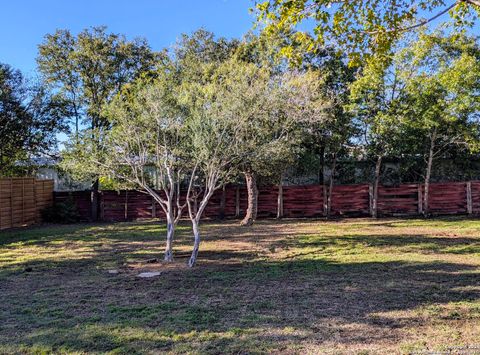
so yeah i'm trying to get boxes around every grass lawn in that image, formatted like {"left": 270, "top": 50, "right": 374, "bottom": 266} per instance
{"left": 1, "top": 217, "right": 480, "bottom": 354}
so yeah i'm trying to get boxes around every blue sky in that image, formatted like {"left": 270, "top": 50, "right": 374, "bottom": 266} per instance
{"left": 0, "top": 0, "right": 255, "bottom": 75}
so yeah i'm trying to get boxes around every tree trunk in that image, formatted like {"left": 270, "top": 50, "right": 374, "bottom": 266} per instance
{"left": 91, "top": 178, "right": 99, "bottom": 221}
{"left": 277, "top": 178, "right": 283, "bottom": 219}
{"left": 164, "top": 212, "right": 174, "bottom": 262}
{"left": 372, "top": 155, "right": 383, "bottom": 218}
{"left": 318, "top": 145, "right": 325, "bottom": 184}
{"left": 241, "top": 171, "right": 258, "bottom": 226}
{"left": 326, "top": 153, "right": 337, "bottom": 218}
{"left": 188, "top": 219, "right": 201, "bottom": 267}
{"left": 424, "top": 128, "right": 437, "bottom": 217}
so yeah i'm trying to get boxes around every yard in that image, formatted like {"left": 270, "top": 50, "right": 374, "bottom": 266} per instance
{"left": 1, "top": 218, "right": 480, "bottom": 354}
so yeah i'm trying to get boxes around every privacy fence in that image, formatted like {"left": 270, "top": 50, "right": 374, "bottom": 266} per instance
{"left": 0, "top": 178, "right": 54, "bottom": 230}
{"left": 55, "top": 181, "right": 480, "bottom": 222}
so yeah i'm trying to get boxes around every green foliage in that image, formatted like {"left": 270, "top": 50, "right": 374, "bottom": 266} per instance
{"left": 349, "top": 30, "right": 480, "bottom": 184}
{"left": 38, "top": 26, "right": 160, "bottom": 186}
{"left": 207, "top": 58, "right": 293, "bottom": 178}
{"left": 41, "top": 197, "right": 81, "bottom": 224}
{"left": 0, "top": 63, "right": 67, "bottom": 176}
{"left": 37, "top": 26, "right": 160, "bottom": 132}
{"left": 399, "top": 31, "right": 480, "bottom": 158}
{"left": 255, "top": 0, "right": 480, "bottom": 64}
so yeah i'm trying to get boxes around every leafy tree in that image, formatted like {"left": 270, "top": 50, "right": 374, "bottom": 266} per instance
{"left": 399, "top": 32, "right": 480, "bottom": 215}
{"left": 37, "top": 26, "right": 159, "bottom": 219}
{"left": 350, "top": 31, "right": 480, "bottom": 216}
{"left": 207, "top": 57, "right": 297, "bottom": 225}
{"left": 0, "top": 63, "right": 67, "bottom": 175}
{"left": 180, "top": 65, "right": 241, "bottom": 266}
{"left": 255, "top": 0, "right": 480, "bottom": 63}
{"left": 349, "top": 52, "right": 409, "bottom": 217}
{"left": 62, "top": 68, "right": 188, "bottom": 261}
{"left": 288, "top": 49, "right": 356, "bottom": 217}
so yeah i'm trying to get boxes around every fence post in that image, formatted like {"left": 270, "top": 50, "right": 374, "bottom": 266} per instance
{"left": 235, "top": 186, "right": 240, "bottom": 218}
{"left": 466, "top": 181, "right": 473, "bottom": 215}
{"left": 277, "top": 183, "right": 284, "bottom": 218}
{"left": 323, "top": 185, "right": 328, "bottom": 216}
{"left": 124, "top": 190, "right": 128, "bottom": 221}
{"left": 10, "top": 179, "right": 13, "bottom": 228}
{"left": 21, "top": 178, "right": 25, "bottom": 225}
{"left": 99, "top": 192, "right": 104, "bottom": 221}
{"left": 417, "top": 184, "right": 423, "bottom": 215}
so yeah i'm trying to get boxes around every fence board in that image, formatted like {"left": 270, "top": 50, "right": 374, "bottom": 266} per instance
{"left": 427, "top": 182, "right": 467, "bottom": 215}
{"left": 377, "top": 184, "right": 418, "bottom": 216}
{"left": 283, "top": 185, "right": 324, "bottom": 217}
{"left": 330, "top": 184, "right": 370, "bottom": 216}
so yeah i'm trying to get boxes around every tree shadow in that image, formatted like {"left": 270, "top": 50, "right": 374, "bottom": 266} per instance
{"left": 2, "top": 218, "right": 480, "bottom": 353}
{"left": 2, "top": 255, "right": 480, "bottom": 352}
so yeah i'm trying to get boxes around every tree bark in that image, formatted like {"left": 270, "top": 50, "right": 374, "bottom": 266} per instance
{"left": 188, "top": 219, "right": 200, "bottom": 267}
{"left": 164, "top": 212, "right": 174, "bottom": 262}
{"left": 424, "top": 128, "right": 437, "bottom": 217}
{"left": 318, "top": 145, "right": 325, "bottom": 184}
{"left": 277, "top": 178, "right": 284, "bottom": 219}
{"left": 241, "top": 171, "right": 258, "bottom": 226}
{"left": 326, "top": 153, "right": 337, "bottom": 218}
{"left": 372, "top": 155, "right": 383, "bottom": 218}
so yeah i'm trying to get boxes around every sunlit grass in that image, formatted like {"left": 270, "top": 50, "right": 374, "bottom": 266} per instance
{"left": 1, "top": 217, "right": 480, "bottom": 354}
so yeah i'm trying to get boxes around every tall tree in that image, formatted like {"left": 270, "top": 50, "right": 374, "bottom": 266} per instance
{"left": 349, "top": 52, "right": 408, "bottom": 217}
{"left": 208, "top": 57, "right": 297, "bottom": 226}
{"left": 180, "top": 63, "right": 241, "bottom": 266}
{"left": 37, "top": 26, "right": 159, "bottom": 219}
{"left": 0, "top": 63, "right": 66, "bottom": 175}
{"left": 281, "top": 47, "right": 357, "bottom": 217}
{"left": 399, "top": 33, "right": 480, "bottom": 215}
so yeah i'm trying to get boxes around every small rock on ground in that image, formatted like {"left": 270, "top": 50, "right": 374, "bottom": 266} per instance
{"left": 138, "top": 271, "right": 161, "bottom": 278}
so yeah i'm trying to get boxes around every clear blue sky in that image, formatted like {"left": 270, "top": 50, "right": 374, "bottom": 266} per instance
{"left": 0, "top": 0, "right": 255, "bottom": 75}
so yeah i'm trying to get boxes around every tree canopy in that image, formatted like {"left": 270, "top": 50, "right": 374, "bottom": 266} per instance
{"left": 255, "top": 0, "right": 480, "bottom": 64}
{"left": 0, "top": 63, "right": 67, "bottom": 175}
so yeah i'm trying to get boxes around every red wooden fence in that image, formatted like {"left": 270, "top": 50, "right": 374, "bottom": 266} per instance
{"left": 54, "top": 181, "right": 480, "bottom": 222}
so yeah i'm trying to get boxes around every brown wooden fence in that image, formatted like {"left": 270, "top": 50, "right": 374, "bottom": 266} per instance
{"left": 55, "top": 181, "right": 480, "bottom": 222}
{"left": 0, "top": 178, "right": 54, "bottom": 230}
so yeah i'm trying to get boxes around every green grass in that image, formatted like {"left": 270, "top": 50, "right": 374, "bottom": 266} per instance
{"left": 1, "top": 217, "right": 480, "bottom": 354}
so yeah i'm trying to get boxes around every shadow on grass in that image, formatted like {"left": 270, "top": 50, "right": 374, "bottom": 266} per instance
{"left": 2, "top": 218, "right": 480, "bottom": 353}
{"left": 1, "top": 255, "right": 480, "bottom": 353}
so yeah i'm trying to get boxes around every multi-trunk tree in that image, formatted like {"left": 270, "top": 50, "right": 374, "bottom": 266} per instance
{"left": 62, "top": 67, "right": 188, "bottom": 261}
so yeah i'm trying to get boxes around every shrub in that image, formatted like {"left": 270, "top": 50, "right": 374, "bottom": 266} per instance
{"left": 41, "top": 197, "right": 81, "bottom": 223}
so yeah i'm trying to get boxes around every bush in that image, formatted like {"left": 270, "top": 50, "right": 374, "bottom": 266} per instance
{"left": 41, "top": 197, "right": 81, "bottom": 223}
